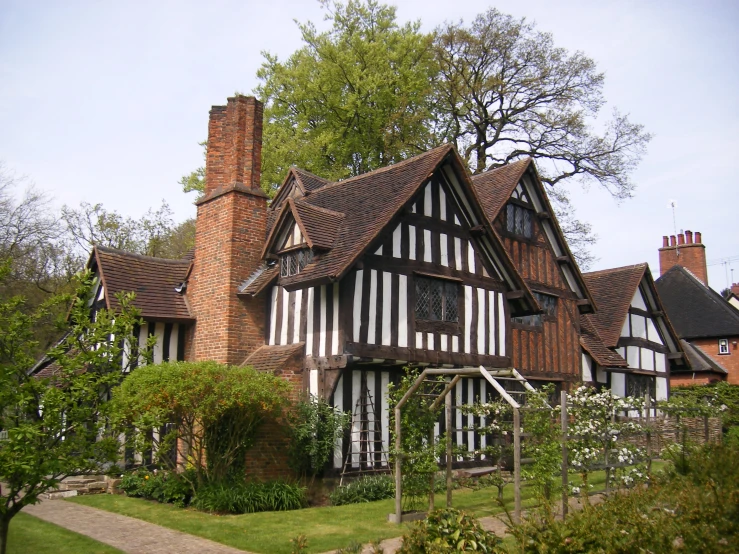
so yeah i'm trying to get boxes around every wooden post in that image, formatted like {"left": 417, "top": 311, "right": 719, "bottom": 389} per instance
{"left": 704, "top": 415, "right": 710, "bottom": 445}
{"left": 560, "top": 390, "right": 569, "bottom": 519}
{"left": 428, "top": 426, "right": 435, "bottom": 513}
{"left": 446, "top": 390, "right": 453, "bottom": 508}
{"left": 394, "top": 406, "right": 402, "bottom": 524}
{"left": 645, "top": 394, "right": 652, "bottom": 475}
{"left": 513, "top": 407, "right": 521, "bottom": 523}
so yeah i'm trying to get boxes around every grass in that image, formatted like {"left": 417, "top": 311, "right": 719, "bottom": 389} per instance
{"left": 7, "top": 512, "right": 122, "bottom": 554}
{"left": 69, "top": 464, "right": 666, "bottom": 554}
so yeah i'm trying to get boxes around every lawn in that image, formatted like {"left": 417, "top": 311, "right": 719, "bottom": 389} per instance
{"left": 70, "top": 464, "right": 665, "bottom": 554}
{"left": 7, "top": 512, "right": 122, "bottom": 554}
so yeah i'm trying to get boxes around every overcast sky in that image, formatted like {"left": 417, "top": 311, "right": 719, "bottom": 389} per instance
{"left": 1, "top": 0, "right": 737, "bottom": 291}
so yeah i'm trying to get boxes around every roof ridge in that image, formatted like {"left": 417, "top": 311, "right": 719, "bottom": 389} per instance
{"left": 308, "top": 144, "right": 453, "bottom": 196}
{"left": 94, "top": 245, "right": 191, "bottom": 265}
{"left": 583, "top": 263, "right": 648, "bottom": 277}
{"left": 292, "top": 166, "right": 330, "bottom": 182}
{"left": 294, "top": 199, "right": 345, "bottom": 218}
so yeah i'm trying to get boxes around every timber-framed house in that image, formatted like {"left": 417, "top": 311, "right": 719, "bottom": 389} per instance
{"left": 49, "top": 96, "right": 689, "bottom": 477}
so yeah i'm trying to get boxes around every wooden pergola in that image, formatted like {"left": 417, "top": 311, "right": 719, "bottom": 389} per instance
{"left": 390, "top": 366, "right": 536, "bottom": 524}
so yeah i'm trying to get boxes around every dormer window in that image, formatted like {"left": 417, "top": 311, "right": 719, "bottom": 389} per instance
{"left": 280, "top": 248, "right": 313, "bottom": 277}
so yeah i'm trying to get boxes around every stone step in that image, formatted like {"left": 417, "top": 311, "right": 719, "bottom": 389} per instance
{"left": 40, "top": 490, "right": 78, "bottom": 500}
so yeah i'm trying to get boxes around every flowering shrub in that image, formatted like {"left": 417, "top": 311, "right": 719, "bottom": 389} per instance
{"left": 566, "top": 386, "right": 647, "bottom": 495}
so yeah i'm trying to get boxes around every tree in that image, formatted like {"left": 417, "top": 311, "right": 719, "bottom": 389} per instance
{"left": 0, "top": 269, "right": 148, "bottom": 554}
{"left": 61, "top": 200, "right": 194, "bottom": 260}
{"left": 254, "top": 0, "right": 438, "bottom": 193}
{"left": 111, "top": 361, "right": 291, "bottom": 489}
{"left": 433, "top": 9, "right": 651, "bottom": 267}
{"left": 433, "top": 9, "right": 651, "bottom": 189}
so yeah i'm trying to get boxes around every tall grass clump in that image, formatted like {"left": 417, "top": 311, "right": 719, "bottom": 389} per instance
{"left": 190, "top": 479, "right": 307, "bottom": 514}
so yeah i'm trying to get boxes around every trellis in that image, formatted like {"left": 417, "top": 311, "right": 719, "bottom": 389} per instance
{"left": 390, "top": 366, "right": 536, "bottom": 524}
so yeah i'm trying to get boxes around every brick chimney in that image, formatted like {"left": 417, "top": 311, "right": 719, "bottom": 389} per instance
{"left": 659, "top": 229, "right": 708, "bottom": 285}
{"left": 187, "top": 96, "right": 268, "bottom": 365}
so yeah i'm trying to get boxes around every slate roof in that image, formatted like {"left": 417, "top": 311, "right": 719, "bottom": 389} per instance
{"left": 679, "top": 339, "right": 728, "bottom": 375}
{"left": 582, "top": 264, "right": 647, "bottom": 347}
{"left": 655, "top": 265, "right": 739, "bottom": 339}
{"left": 93, "top": 246, "right": 193, "bottom": 321}
{"left": 580, "top": 317, "right": 628, "bottom": 368}
{"left": 242, "top": 342, "right": 305, "bottom": 372}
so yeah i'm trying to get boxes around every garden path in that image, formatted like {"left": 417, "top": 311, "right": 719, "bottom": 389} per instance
{"left": 25, "top": 498, "right": 253, "bottom": 554}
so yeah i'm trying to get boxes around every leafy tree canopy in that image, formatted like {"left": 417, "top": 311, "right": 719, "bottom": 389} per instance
{"left": 0, "top": 268, "right": 149, "bottom": 554}
{"left": 255, "top": 0, "right": 438, "bottom": 193}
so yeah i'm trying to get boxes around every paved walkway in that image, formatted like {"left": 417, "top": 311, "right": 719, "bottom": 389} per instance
{"left": 25, "top": 493, "right": 607, "bottom": 554}
{"left": 25, "top": 499, "right": 251, "bottom": 554}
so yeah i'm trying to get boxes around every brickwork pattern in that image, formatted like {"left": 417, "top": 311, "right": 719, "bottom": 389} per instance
{"left": 659, "top": 231, "right": 708, "bottom": 285}
{"left": 188, "top": 96, "right": 268, "bottom": 366}
{"left": 691, "top": 337, "right": 739, "bottom": 385}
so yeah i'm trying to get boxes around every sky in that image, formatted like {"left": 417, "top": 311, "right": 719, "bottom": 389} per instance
{"left": 1, "top": 0, "right": 737, "bottom": 291}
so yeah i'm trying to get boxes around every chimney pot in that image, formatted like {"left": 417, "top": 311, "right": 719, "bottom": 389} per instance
{"left": 695, "top": 231, "right": 702, "bottom": 244}
{"left": 678, "top": 233, "right": 685, "bottom": 245}
{"left": 670, "top": 235, "right": 676, "bottom": 246}
{"left": 662, "top": 236, "right": 669, "bottom": 247}
{"left": 685, "top": 230, "right": 693, "bottom": 244}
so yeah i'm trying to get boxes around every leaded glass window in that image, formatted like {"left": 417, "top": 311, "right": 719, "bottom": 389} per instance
{"left": 512, "top": 292, "right": 557, "bottom": 326}
{"left": 505, "top": 203, "right": 534, "bottom": 238}
{"left": 280, "top": 248, "right": 313, "bottom": 277}
{"left": 415, "top": 277, "right": 458, "bottom": 322}
{"left": 626, "top": 374, "right": 654, "bottom": 400}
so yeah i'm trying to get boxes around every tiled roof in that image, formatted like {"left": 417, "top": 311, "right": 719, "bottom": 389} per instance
{"left": 242, "top": 343, "right": 305, "bottom": 373}
{"left": 580, "top": 317, "right": 628, "bottom": 367}
{"left": 239, "top": 265, "right": 278, "bottom": 296}
{"left": 279, "top": 145, "right": 455, "bottom": 286}
{"left": 471, "top": 159, "right": 597, "bottom": 312}
{"left": 94, "top": 246, "right": 193, "bottom": 321}
{"left": 655, "top": 265, "right": 739, "bottom": 339}
{"left": 471, "top": 158, "right": 532, "bottom": 220}
{"left": 679, "top": 339, "right": 728, "bottom": 375}
{"left": 582, "top": 264, "right": 647, "bottom": 347}
{"left": 293, "top": 167, "right": 330, "bottom": 193}
{"left": 293, "top": 200, "right": 344, "bottom": 250}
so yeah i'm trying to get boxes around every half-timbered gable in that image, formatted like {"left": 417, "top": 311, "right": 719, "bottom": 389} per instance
{"left": 582, "top": 264, "right": 687, "bottom": 401}
{"left": 88, "top": 245, "right": 193, "bottom": 368}
{"left": 471, "top": 159, "right": 596, "bottom": 385}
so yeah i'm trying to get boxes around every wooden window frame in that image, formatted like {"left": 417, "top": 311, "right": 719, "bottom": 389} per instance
{"left": 718, "top": 338, "right": 730, "bottom": 355}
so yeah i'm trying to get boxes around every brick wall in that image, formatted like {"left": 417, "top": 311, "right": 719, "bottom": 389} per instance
{"left": 691, "top": 336, "right": 739, "bottom": 385}
{"left": 243, "top": 348, "right": 305, "bottom": 480}
{"left": 187, "top": 96, "right": 269, "bottom": 366}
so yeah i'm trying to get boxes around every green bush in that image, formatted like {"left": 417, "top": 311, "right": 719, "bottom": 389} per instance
{"left": 510, "top": 443, "right": 739, "bottom": 553}
{"left": 399, "top": 508, "right": 502, "bottom": 553}
{"left": 330, "top": 474, "right": 395, "bottom": 506}
{"left": 119, "top": 469, "right": 193, "bottom": 507}
{"left": 190, "top": 479, "right": 307, "bottom": 514}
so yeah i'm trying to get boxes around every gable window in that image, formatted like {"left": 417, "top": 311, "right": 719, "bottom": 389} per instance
{"left": 512, "top": 292, "right": 557, "bottom": 327}
{"left": 719, "top": 338, "right": 730, "bottom": 355}
{"left": 505, "top": 203, "right": 534, "bottom": 238}
{"left": 415, "top": 277, "right": 458, "bottom": 322}
{"left": 280, "top": 248, "right": 313, "bottom": 277}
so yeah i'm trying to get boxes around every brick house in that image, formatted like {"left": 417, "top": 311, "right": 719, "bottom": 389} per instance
{"left": 656, "top": 233, "right": 739, "bottom": 385}
{"left": 67, "top": 96, "right": 691, "bottom": 476}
